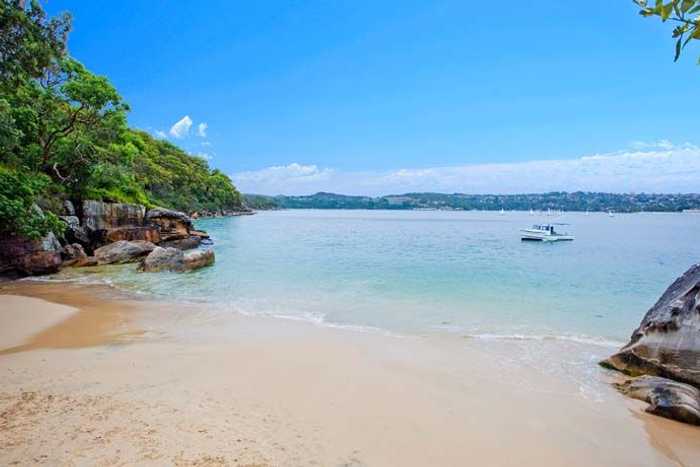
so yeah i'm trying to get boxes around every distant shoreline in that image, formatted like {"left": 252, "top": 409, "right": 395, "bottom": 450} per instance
{"left": 243, "top": 191, "right": 700, "bottom": 213}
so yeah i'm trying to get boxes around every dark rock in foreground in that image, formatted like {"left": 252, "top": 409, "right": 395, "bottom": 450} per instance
{"left": 0, "top": 232, "right": 63, "bottom": 275}
{"left": 94, "top": 240, "right": 156, "bottom": 265}
{"left": 616, "top": 376, "right": 700, "bottom": 425}
{"left": 601, "top": 263, "right": 700, "bottom": 387}
{"left": 62, "top": 243, "right": 91, "bottom": 267}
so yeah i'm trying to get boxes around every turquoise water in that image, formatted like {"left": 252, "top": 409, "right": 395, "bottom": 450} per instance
{"left": 53, "top": 210, "right": 699, "bottom": 345}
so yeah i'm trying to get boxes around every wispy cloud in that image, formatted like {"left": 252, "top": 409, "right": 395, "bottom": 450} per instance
{"left": 231, "top": 142, "right": 700, "bottom": 195}
{"left": 197, "top": 122, "right": 208, "bottom": 138}
{"left": 169, "top": 115, "right": 193, "bottom": 139}
{"left": 154, "top": 130, "right": 167, "bottom": 139}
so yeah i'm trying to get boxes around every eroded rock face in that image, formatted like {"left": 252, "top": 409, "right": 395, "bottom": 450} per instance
{"left": 601, "top": 264, "right": 700, "bottom": 387}
{"left": 160, "top": 236, "right": 201, "bottom": 250}
{"left": 0, "top": 233, "right": 63, "bottom": 276}
{"left": 63, "top": 200, "right": 76, "bottom": 216}
{"left": 616, "top": 376, "right": 700, "bottom": 425}
{"left": 139, "top": 247, "right": 214, "bottom": 272}
{"left": 60, "top": 215, "right": 90, "bottom": 246}
{"left": 101, "top": 226, "right": 161, "bottom": 244}
{"left": 82, "top": 200, "right": 146, "bottom": 231}
{"left": 145, "top": 208, "right": 193, "bottom": 242}
{"left": 62, "top": 243, "right": 91, "bottom": 267}
{"left": 94, "top": 240, "right": 156, "bottom": 265}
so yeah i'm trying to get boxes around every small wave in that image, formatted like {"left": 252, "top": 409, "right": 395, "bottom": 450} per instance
{"left": 462, "top": 333, "right": 624, "bottom": 348}
{"left": 230, "top": 305, "right": 401, "bottom": 336}
{"left": 20, "top": 275, "right": 116, "bottom": 287}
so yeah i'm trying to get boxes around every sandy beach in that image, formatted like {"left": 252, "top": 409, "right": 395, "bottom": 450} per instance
{"left": 1, "top": 281, "right": 699, "bottom": 466}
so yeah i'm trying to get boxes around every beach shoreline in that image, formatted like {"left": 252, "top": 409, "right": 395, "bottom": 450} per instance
{"left": 1, "top": 281, "right": 700, "bottom": 466}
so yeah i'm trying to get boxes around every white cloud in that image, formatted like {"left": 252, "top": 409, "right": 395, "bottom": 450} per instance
{"left": 154, "top": 130, "right": 167, "bottom": 139}
{"left": 197, "top": 122, "right": 208, "bottom": 138}
{"left": 169, "top": 115, "right": 193, "bottom": 139}
{"left": 230, "top": 142, "right": 700, "bottom": 195}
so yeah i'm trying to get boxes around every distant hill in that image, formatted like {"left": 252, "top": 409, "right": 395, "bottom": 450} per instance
{"left": 244, "top": 191, "right": 700, "bottom": 213}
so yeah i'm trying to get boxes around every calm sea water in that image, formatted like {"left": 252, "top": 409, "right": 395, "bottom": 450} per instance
{"left": 53, "top": 210, "right": 699, "bottom": 345}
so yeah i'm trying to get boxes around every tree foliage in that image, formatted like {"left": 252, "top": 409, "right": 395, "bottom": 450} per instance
{"left": 634, "top": 0, "right": 700, "bottom": 62}
{"left": 0, "top": 1, "right": 242, "bottom": 239}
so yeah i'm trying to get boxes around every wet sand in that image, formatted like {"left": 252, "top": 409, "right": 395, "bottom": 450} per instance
{"left": 1, "top": 281, "right": 699, "bottom": 466}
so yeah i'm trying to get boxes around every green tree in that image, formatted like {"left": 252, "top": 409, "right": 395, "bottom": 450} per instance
{"left": 0, "top": 0, "right": 71, "bottom": 83}
{"left": 634, "top": 0, "right": 700, "bottom": 61}
{"left": 0, "top": 166, "right": 63, "bottom": 239}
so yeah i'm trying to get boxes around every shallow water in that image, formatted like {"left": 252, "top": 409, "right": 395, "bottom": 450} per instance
{"left": 47, "top": 210, "right": 699, "bottom": 345}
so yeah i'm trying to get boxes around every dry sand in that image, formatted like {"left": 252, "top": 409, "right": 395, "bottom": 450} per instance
{"left": 1, "top": 281, "right": 699, "bottom": 466}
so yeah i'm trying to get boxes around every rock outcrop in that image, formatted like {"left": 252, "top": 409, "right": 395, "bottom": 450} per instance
{"left": 616, "top": 376, "right": 700, "bottom": 426}
{"left": 145, "top": 208, "right": 193, "bottom": 242}
{"left": 61, "top": 243, "right": 91, "bottom": 267}
{"left": 1, "top": 199, "right": 223, "bottom": 277}
{"left": 0, "top": 232, "right": 63, "bottom": 276}
{"left": 601, "top": 264, "right": 700, "bottom": 387}
{"left": 100, "top": 226, "right": 161, "bottom": 244}
{"left": 94, "top": 240, "right": 156, "bottom": 265}
{"left": 60, "top": 215, "right": 90, "bottom": 245}
{"left": 139, "top": 247, "right": 214, "bottom": 272}
{"left": 82, "top": 200, "right": 146, "bottom": 231}
{"left": 602, "top": 263, "right": 700, "bottom": 425}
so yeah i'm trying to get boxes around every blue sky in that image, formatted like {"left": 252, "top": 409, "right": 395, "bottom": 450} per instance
{"left": 48, "top": 1, "right": 700, "bottom": 194}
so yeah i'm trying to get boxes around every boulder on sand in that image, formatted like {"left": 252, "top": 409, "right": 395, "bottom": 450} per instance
{"left": 615, "top": 376, "right": 700, "bottom": 425}
{"left": 601, "top": 263, "right": 700, "bottom": 387}
{"left": 94, "top": 240, "right": 156, "bottom": 265}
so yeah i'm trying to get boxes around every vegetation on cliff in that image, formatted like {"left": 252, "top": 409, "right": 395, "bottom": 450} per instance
{"left": 246, "top": 191, "right": 700, "bottom": 213}
{"left": 0, "top": 1, "right": 242, "bottom": 239}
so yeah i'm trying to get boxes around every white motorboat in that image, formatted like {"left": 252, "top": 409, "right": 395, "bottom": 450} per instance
{"left": 520, "top": 224, "right": 574, "bottom": 242}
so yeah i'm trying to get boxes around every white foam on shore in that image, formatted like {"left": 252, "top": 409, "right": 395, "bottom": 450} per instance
{"left": 462, "top": 332, "right": 624, "bottom": 348}
{"left": 232, "top": 305, "right": 402, "bottom": 337}
{"left": 18, "top": 274, "right": 624, "bottom": 347}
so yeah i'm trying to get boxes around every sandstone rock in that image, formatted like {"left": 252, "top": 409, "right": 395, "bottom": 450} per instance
{"left": 189, "top": 229, "right": 210, "bottom": 239}
{"left": 139, "top": 247, "right": 214, "bottom": 272}
{"left": 184, "top": 249, "right": 215, "bottom": 270}
{"left": 616, "top": 376, "right": 700, "bottom": 425}
{"left": 61, "top": 243, "right": 90, "bottom": 267}
{"left": 139, "top": 247, "right": 184, "bottom": 272}
{"left": 0, "top": 232, "right": 63, "bottom": 276}
{"left": 82, "top": 200, "right": 146, "bottom": 231}
{"left": 601, "top": 263, "right": 700, "bottom": 387}
{"left": 160, "top": 236, "right": 201, "bottom": 250}
{"left": 94, "top": 240, "right": 156, "bottom": 265}
{"left": 145, "top": 207, "right": 193, "bottom": 242}
{"left": 101, "top": 226, "right": 161, "bottom": 244}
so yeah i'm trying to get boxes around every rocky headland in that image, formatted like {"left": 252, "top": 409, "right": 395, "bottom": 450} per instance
{"left": 602, "top": 263, "right": 700, "bottom": 425}
{"left": 0, "top": 200, "right": 240, "bottom": 277}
